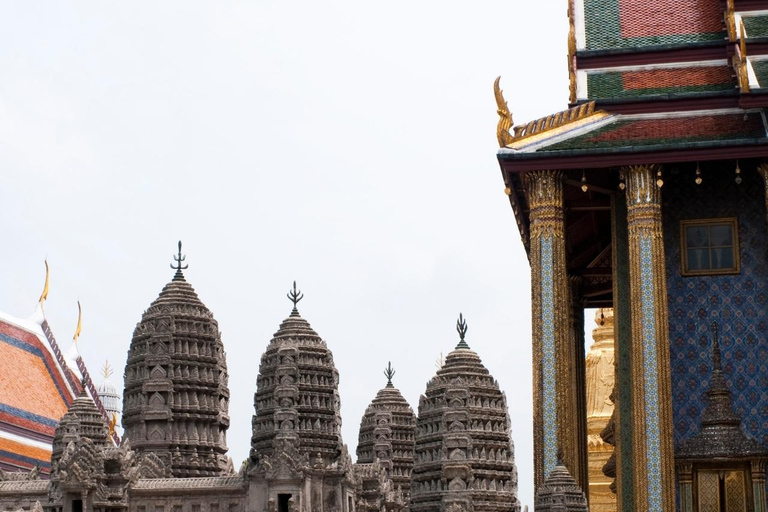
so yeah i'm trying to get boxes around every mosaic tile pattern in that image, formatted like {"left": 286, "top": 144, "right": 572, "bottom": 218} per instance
{"left": 541, "top": 113, "right": 766, "bottom": 152}
{"left": 639, "top": 235, "right": 663, "bottom": 512}
{"left": 587, "top": 66, "right": 735, "bottom": 100}
{"left": 663, "top": 166, "right": 768, "bottom": 446}
{"left": 583, "top": 0, "right": 724, "bottom": 51}
{"left": 541, "top": 237, "right": 559, "bottom": 478}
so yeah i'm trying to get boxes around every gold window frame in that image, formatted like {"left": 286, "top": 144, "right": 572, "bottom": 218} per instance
{"left": 680, "top": 218, "right": 740, "bottom": 276}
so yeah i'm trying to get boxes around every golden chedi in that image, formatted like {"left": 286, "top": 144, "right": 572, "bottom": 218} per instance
{"left": 585, "top": 308, "right": 615, "bottom": 511}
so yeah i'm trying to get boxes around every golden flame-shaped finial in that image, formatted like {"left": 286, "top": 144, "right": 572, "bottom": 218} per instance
{"left": 38, "top": 260, "right": 50, "bottom": 309}
{"left": 73, "top": 301, "right": 83, "bottom": 343}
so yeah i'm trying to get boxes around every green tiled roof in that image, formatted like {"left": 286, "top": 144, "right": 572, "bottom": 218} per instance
{"left": 743, "top": 15, "right": 768, "bottom": 39}
{"left": 538, "top": 113, "right": 766, "bottom": 153}
{"left": 752, "top": 60, "right": 768, "bottom": 89}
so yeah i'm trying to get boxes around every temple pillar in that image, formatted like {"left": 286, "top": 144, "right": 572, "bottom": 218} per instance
{"left": 623, "top": 164, "right": 676, "bottom": 512}
{"left": 752, "top": 460, "right": 767, "bottom": 512}
{"left": 523, "top": 169, "right": 581, "bottom": 491}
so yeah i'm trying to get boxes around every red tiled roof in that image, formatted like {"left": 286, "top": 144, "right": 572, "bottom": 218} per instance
{"left": 618, "top": 0, "right": 723, "bottom": 39}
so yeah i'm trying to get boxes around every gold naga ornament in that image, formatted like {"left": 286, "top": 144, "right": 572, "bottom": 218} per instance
{"left": 494, "top": 77, "right": 515, "bottom": 147}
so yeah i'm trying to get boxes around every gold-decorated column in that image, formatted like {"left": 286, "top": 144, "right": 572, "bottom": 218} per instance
{"left": 624, "top": 164, "right": 676, "bottom": 512}
{"left": 523, "top": 169, "right": 581, "bottom": 491}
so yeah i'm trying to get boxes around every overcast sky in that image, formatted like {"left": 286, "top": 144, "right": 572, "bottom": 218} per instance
{"left": 1, "top": 2, "right": 570, "bottom": 507}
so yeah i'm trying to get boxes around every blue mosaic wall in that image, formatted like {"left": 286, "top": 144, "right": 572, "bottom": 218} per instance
{"left": 663, "top": 164, "right": 768, "bottom": 446}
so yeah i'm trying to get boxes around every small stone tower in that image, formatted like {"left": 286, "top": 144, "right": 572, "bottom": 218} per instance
{"left": 122, "top": 242, "right": 230, "bottom": 477}
{"left": 357, "top": 362, "right": 417, "bottom": 496}
{"left": 51, "top": 388, "right": 111, "bottom": 472}
{"left": 410, "top": 314, "right": 521, "bottom": 512}
{"left": 534, "top": 462, "right": 589, "bottom": 512}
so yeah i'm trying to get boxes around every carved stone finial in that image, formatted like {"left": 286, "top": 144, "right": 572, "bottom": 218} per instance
{"left": 384, "top": 362, "right": 396, "bottom": 388}
{"left": 170, "top": 241, "right": 188, "bottom": 281}
{"left": 287, "top": 281, "right": 304, "bottom": 314}
{"left": 494, "top": 77, "right": 515, "bottom": 147}
{"left": 455, "top": 313, "right": 469, "bottom": 349}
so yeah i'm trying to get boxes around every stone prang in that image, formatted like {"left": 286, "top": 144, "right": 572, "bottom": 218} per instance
{"left": 250, "top": 284, "right": 343, "bottom": 465}
{"left": 534, "top": 463, "right": 589, "bottom": 512}
{"left": 356, "top": 365, "right": 416, "bottom": 496}
{"left": 51, "top": 389, "right": 111, "bottom": 474}
{"left": 122, "top": 244, "right": 230, "bottom": 477}
{"left": 410, "top": 315, "right": 521, "bottom": 512}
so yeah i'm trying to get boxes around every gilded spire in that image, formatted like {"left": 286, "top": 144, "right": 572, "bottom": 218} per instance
{"left": 384, "top": 361, "right": 396, "bottom": 388}
{"left": 287, "top": 281, "right": 304, "bottom": 314}
{"left": 102, "top": 360, "right": 113, "bottom": 380}
{"left": 170, "top": 241, "right": 188, "bottom": 281}
{"left": 38, "top": 260, "right": 50, "bottom": 310}
{"left": 455, "top": 313, "right": 470, "bottom": 349}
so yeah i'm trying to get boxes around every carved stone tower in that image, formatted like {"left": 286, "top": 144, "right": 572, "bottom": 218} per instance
{"left": 356, "top": 363, "right": 416, "bottom": 497}
{"left": 534, "top": 462, "right": 589, "bottom": 512}
{"left": 51, "top": 389, "right": 111, "bottom": 473}
{"left": 250, "top": 282, "right": 343, "bottom": 465}
{"left": 410, "top": 315, "right": 521, "bottom": 512}
{"left": 122, "top": 243, "right": 230, "bottom": 477}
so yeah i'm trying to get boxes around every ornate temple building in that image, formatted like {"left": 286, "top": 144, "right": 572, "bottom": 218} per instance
{"left": 0, "top": 248, "right": 522, "bottom": 512}
{"left": 0, "top": 264, "right": 111, "bottom": 476}
{"left": 495, "top": 0, "right": 768, "bottom": 510}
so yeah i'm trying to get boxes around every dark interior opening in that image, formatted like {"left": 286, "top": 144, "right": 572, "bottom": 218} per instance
{"left": 277, "top": 494, "right": 291, "bottom": 512}
{"left": 72, "top": 500, "right": 83, "bottom": 512}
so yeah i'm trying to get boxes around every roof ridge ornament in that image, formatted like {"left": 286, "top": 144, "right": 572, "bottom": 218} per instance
{"left": 384, "top": 361, "right": 396, "bottom": 388}
{"left": 38, "top": 260, "right": 50, "bottom": 312}
{"left": 102, "top": 360, "right": 113, "bottom": 380}
{"left": 287, "top": 281, "right": 304, "bottom": 314}
{"left": 455, "top": 313, "right": 470, "bottom": 349}
{"left": 73, "top": 300, "right": 83, "bottom": 344}
{"left": 494, "top": 77, "right": 515, "bottom": 147}
{"left": 170, "top": 241, "right": 188, "bottom": 281}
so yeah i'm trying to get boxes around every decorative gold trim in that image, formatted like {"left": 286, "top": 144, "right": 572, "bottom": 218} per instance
{"left": 73, "top": 300, "right": 83, "bottom": 343}
{"left": 734, "top": 20, "right": 751, "bottom": 93}
{"left": 679, "top": 217, "right": 740, "bottom": 276}
{"left": 38, "top": 260, "right": 50, "bottom": 308}
{"left": 726, "top": 0, "right": 737, "bottom": 42}
{"left": 494, "top": 77, "right": 515, "bottom": 147}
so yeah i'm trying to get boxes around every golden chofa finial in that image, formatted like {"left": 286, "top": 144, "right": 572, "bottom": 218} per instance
{"left": 73, "top": 301, "right": 83, "bottom": 343}
{"left": 102, "top": 360, "right": 113, "bottom": 380}
{"left": 494, "top": 77, "right": 515, "bottom": 147}
{"left": 38, "top": 260, "right": 50, "bottom": 310}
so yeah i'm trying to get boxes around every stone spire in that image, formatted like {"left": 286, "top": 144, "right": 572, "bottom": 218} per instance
{"left": 122, "top": 243, "right": 230, "bottom": 477}
{"left": 51, "top": 388, "right": 110, "bottom": 473}
{"left": 677, "top": 323, "right": 767, "bottom": 459}
{"left": 533, "top": 462, "right": 589, "bottom": 512}
{"left": 250, "top": 283, "right": 343, "bottom": 465}
{"left": 410, "top": 315, "right": 521, "bottom": 512}
{"left": 356, "top": 362, "right": 416, "bottom": 496}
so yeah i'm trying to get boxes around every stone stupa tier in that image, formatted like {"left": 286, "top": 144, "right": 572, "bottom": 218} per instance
{"left": 410, "top": 315, "right": 521, "bottom": 512}
{"left": 356, "top": 363, "right": 416, "bottom": 496}
{"left": 250, "top": 283, "right": 344, "bottom": 466}
{"left": 121, "top": 243, "right": 231, "bottom": 477}
{"left": 51, "top": 388, "right": 111, "bottom": 473}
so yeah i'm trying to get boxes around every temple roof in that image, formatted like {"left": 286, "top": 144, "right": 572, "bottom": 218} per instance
{"left": 500, "top": 109, "right": 768, "bottom": 158}
{"left": 0, "top": 309, "right": 83, "bottom": 474}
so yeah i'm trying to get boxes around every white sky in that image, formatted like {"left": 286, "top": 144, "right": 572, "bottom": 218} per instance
{"left": 0, "top": 2, "right": 569, "bottom": 507}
